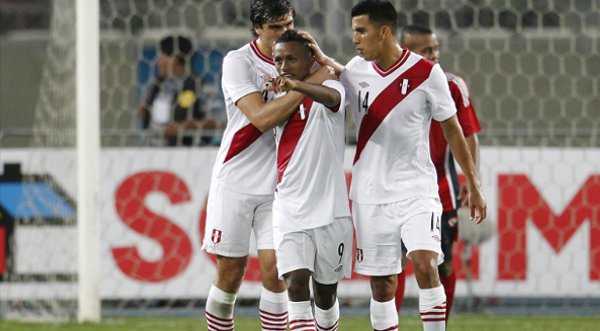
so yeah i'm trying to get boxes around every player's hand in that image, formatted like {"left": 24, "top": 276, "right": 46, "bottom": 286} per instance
{"left": 264, "top": 74, "right": 297, "bottom": 94}
{"left": 297, "top": 30, "right": 329, "bottom": 65}
{"left": 468, "top": 181, "right": 487, "bottom": 224}
{"left": 274, "top": 75, "right": 297, "bottom": 93}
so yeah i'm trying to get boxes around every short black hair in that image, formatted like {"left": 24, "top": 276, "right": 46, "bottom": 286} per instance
{"left": 250, "top": 0, "right": 295, "bottom": 37}
{"left": 402, "top": 25, "right": 433, "bottom": 36}
{"left": 159, "top": 35, "right": 193, "bottom": 65}
{"left": 275, "top": 30, "right": 312, "bottom": 56}
{"left": 401, "top": 25, "right": 433, "bottom": 46}
{"left": 351, "top": 0, "right": 398, "bottom": 35}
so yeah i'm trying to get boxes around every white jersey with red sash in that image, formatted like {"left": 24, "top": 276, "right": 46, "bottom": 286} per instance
{"left": 273, "top": 80, "right": 350, "bottom": 231}
{"left": 213, "top": 39, "right": 278, "bottom": 195}
{"left": 340, "top": 49, "right": 456, "bottom": 204}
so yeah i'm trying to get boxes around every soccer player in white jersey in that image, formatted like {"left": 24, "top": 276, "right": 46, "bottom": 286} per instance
{"left": 300, "top": 1, "right": 487, "bottom": 330}
{"left": 394, "top": 24, "right": 483, "bottom": 322}
{"left": 201, "top": 1, "right": 332, "bottom": 330}
{"left": 268, "top": 30, "right": 353, "bottom": 331}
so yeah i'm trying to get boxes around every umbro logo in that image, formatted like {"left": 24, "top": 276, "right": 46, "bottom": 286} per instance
{"left": 359, "top": 81, "right": 369, "bottom": 88}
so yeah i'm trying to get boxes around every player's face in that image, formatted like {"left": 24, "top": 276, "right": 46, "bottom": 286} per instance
{"left": 254, "top": 13, "right": 294, "bottom": 49}
{"left": 351, "top": 14, "right": 385, "bottom": 61}
{"left": 273, "top": 41, "right": 313, "bottom": 81}
{"left": 408, "top": 33, "right": 440, "bottom": 62}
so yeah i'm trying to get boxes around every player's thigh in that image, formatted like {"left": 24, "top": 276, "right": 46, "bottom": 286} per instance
{"left": 401, "top": 200, "right": 444, "bottom": 265}
{"left": 202, "top": 182, "right": 266, "bottom": 257}
{"left": 353, "top": 202, "right": 403, "bottom": 276}
{"left": 273, "top": 228, "right": 316, "bottom": 280}
{"left": 313, "top": 217, "right": 353, "bottom": 285}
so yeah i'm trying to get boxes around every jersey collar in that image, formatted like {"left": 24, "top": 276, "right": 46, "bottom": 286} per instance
{"left": 250, "top": 38, "right": 274, "bottom": 65}
{"left": 372, "top": 47, "right": 410, "bottom": 77}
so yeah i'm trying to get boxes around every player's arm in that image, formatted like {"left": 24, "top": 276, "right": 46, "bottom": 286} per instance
{"left": 429, "top": 64, "right": 486, "bottom": 223}
{"left": 458, "top": 133, "right": 480, "bottom": 205}
{"left": 236, "top": 66, "right": 334, "bottom": 132}
{"left": 449, "top": 78, "right": 482, "bottom": 205}
{"left": 273, "top": 76, "right": 341, "bottom": 112}
{"left": 298, "top": 30, "right": 345, "bottom": 74}
{"left": 465, "top": 134, "right": 479, "bottom": 172}
{"left": 440, "top": 116, "right": 486, "bottom": 223}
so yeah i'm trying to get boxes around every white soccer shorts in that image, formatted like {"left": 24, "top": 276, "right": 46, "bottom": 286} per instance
{"left": 273, "top": 217, "right": 353, "bottom": 285}
{"left": 201, "top": 181, "right": 274, "bottom": 257}
{"left": 353, "top": 197, "right": 444, "bottom": 276}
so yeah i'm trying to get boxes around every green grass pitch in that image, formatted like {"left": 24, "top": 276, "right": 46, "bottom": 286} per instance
{"left": 1, "top": 316, "right": 598, "bottom": 331}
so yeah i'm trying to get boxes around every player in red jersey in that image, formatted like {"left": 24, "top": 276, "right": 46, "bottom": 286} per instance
{"left": 393, "top": 24, "right": 482, "bottom": 323}
{"left": 300, "top": 1, "right": 486, "bottom": 330}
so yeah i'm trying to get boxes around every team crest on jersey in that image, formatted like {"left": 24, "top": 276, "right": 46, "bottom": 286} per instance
{"left": 400, "top": 78, "right": 410, "bottom": 95}
{"left": 356, "top": 249, "right": 364, "bottom": 263}
{"left": 211, "top": 229, "right": 223, "bottom": 244}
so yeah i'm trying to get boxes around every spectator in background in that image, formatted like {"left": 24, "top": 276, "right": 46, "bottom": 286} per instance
{"left": 138, "top": 35, "right": 221, "bottom": 146}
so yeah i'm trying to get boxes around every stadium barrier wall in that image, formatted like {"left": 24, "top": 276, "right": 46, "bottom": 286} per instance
{"left": 0, "top": 146, "right": 598, "bottom": 300}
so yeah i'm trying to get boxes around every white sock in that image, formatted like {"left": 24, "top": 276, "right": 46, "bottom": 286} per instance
{"left": 315, "top": 299, "right": 339, "bottom": 331}
{"left": 288, "top": 300, "right": 315, "bottom": 331}
{"left": 419, "top": 286, "right": 446, "bottom": 331}
{"left": 205, "top": 285, "right": 236, "bottom": 331}
{"left": 259, "top": 287, "right": 288, "bottom": 331}
{"left": 370, "top": 297, "right": 398, "bottom": 331}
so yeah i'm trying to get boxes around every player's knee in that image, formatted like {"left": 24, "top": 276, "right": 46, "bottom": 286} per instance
{"left": 215, "top": 273, "right": 244, "bottom": 292}
{"left": 215, "top": 256, "right": 247, "bottom": 291}
{"left": 284, "top": 270, "right": 311, "bottom": 301}
{"left": 412, "top": 259, "right": 440, "bottom": 288}
{"left": 313, "top": 282, "right": 337, "bottom": 310}
{"left": 413, "top": 261, "right": 435, "bottom": 277}
{"left": 370, "top": 275, "right": 396, "bottom": 301}
{"left": 262, "top": 273, "right": 286, "bottom": 293}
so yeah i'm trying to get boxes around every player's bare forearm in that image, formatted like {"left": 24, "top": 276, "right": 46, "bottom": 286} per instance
{"left": 465, "top": 134, "right": 480, "bottom": 174}
{"left": 236, "top": 90, "right": 305, "bottom": 132}
{"left": 242, "top": 66, "right": 338, "bottom": 132}
{"left": 440, "top": 116, "right": 487, "bottom": 222}
{"left": 459, "top": 134, "right": 480, "bottom": 205}
{"left": 290, "top": 80, "right": 341, "bottom": 110}
{"left": 322, "top": 57, "right": 345, "bottom": 75}
{"left": 441, "top": 116, "right": 477, "bottom": 181}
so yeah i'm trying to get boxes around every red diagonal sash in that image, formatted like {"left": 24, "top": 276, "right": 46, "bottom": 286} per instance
{"left": 354, "top": 59, "right": 434, "bottom": 164}
{"left": 223, "top": 122, "right": 264, "bottom": 163}
{"left": 277, "top": 97, "right": 314, "bottom": 183}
